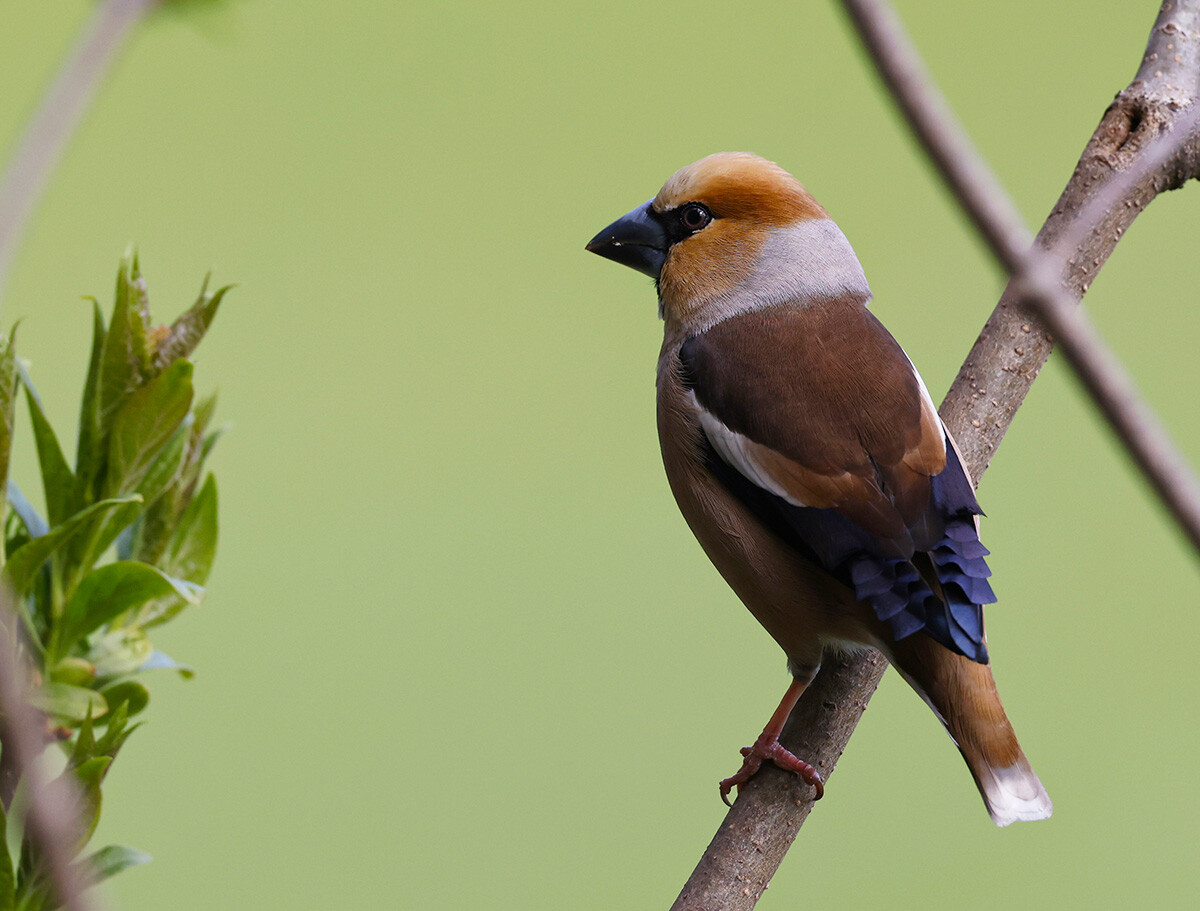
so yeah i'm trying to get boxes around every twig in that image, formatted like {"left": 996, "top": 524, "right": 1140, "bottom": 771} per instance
{"left": 0, "top": 0, "right": 161, "bottom": 309}
{"left": 672, "top": 1, "right": 1200, "bottom": 907}
{"left": 842, "top": 0, "right": 1200, "bottom": 554}
{"left": 941, "top": 0, "right": 1200, "bottom": 475}
{"left": 0, "top": 591, "right": 95, "bottom": 911}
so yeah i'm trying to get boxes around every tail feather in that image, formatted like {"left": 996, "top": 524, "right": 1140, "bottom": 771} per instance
{"left": 974, "top": 753, "right": 1053, "bottom": 827}
{"left": 890, "top": 634, "right": 1052, "bottom": 826}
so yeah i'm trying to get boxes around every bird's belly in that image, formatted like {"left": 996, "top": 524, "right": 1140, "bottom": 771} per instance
{"left": 657, "top": 399, "right": 882, "bottom": 673}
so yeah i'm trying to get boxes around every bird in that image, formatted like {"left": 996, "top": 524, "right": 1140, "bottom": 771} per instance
{"left": 585, "top": 152, "right": 1051, "bottom": 826}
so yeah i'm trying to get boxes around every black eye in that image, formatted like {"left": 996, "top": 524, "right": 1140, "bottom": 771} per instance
{"left": 678, "top": 203, "right": 712, "bottom": 232}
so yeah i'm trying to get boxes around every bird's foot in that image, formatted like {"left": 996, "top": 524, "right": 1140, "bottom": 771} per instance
{"left": 718, "top": 732, "right": 824, "bottom": 807}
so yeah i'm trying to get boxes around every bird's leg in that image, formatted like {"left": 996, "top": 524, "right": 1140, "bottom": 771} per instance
{"left": 719, "top": 676, "right": 823, "bottom": 807}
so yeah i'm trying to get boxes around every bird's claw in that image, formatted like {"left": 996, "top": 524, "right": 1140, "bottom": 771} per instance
{"left": 718, "top": 734, "right": 824, "bottom": 807}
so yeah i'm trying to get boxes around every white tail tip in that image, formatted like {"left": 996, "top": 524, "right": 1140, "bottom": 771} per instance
{"left": 980, "top": 758, "right": 1053, "bottom": 826}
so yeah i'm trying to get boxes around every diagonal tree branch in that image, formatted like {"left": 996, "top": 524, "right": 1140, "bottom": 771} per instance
{"left": 0, "top": 0, "right": 161, "bottom": 310}
{"left": 840, "top": 0, "right": 1200, "bottom": 553}
{"left": 0, "top": 592, "right": 95, "bottom": 911}
{"left": 672, "top": 2, "right": 1200, "bottom": 908}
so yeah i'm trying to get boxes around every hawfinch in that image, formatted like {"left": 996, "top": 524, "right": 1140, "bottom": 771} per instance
{"left": 586, "top": 152, "right": 1051, "bottom": 826}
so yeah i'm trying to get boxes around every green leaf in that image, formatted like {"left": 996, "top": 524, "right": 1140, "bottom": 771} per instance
{"left": 12, "top": 882, "right": 48, "bottom": 911}
{"left": 5, "top": 800, "right": 22, "bottom": 898}
{"left": 87, "top": 629, "right": 153, "bottom": 678}
{"left": 49, "top": 658, "right": 96, "bottom": 688}
{"left": 0, "top": 791, "right": 14, "bottom": 911}
{"left": 137, "top": 586, "right": 206, "bottom": 631}
{"left": 22, "top": 371, "right": 76, "bottom": 529}
{"left": 120, "top": 420, "right": 190, "bottom": 564}
{"left": 80, "top": 844, "right": 151, "bottom": 885}
{"left": 190, "top": 391, "right": 217, "bottom": 438}
{"left": 98, "top": 681, "right": 149, "bottom": 719}
{"left": 108, "top": 416, "right": 189, "bottom": 564}
{"left": 196, "top": 421, "right": 227, "bottom": 469}
{"left": 70, "top": 710, "right": 97, "bottom": 767}
{"left": 72, "top": 702, "right": 140, "bottom": 770}
{"left": 5, "top": 482, "right": 46, "bottom": 539}
{"left": 151, "top": 279, "right": 231, "bottom": 372}
{"left": 139, "top": 475, "right": 216, "bottom": 628}
{"left": 139, "top": 578, "right": 204, "bottom": 630}
{"left": 105, "top": 360, "right": 193, "bottom": 498}
{"left": 71, "top": 756, "right": 111, "bottom": 850}
{"left": 2, "top": 496, "right": 141, "bottom": 597}
{"left": 87, "top": 254, "right": 159, "bottom": 508}
{"left": 56, "top": 562, "right": 193, "bottom": 658}
{"left": 162, "top": 474, "right": 217, "bottom": 585}
{"left": 176, "top": 391, "right": 222, "bottom": 504}
{"left": 75, "top": 300, "right": 106, "bottom": 497}
{"left": 28, "top": 683, "right": 107, "bottom": 723}
{"left": 97, "top": 256, "right": 152, "bottom": 438}
{"left": 92, "top": 703, "right": 140, "bottom": 761}
{"left": 140, "top": 649, "right": 195, "bottom": 679}
{"left": 132, "top": 416, "right": 187, "bottom": 509}
{"left": 0, "top": 331, "right": 20, "bottom": 556}
{"left": 96, "top": 295, "right": 137, "bottom": 455}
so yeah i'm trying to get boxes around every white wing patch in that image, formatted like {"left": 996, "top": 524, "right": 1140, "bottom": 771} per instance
{"left": 904, "top": 352, "right": 982, "bottom": 535}
{"left": 687, "top": 390, "right": 810, "bottom": 507}
{"left": 905, "top": 353, "right": 945, "bottom": 441}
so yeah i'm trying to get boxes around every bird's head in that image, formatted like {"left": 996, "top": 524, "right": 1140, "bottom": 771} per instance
{"left": 587, "top": 152, "right": 870, "bottom": 333}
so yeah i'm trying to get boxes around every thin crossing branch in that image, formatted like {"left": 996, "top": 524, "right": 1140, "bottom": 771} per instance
{"left": 0, "top": 0, "right": 160, "bottom": 308}
{"left": 842, "top": 0, "right": 1200, "bottom": 555}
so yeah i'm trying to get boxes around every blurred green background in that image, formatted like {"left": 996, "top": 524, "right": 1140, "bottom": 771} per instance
{"left": 1, "top": 1, "right": 1197, "bottom": 908}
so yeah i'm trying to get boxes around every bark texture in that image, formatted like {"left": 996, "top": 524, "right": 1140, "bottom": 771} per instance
{"left": 670, "top": 651, "right": 885, "bottom": 911}
{"left": 944, "top": 5, "right": 1200, "bottom": 474}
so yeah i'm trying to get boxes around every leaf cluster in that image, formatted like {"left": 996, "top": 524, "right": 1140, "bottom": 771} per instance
{"left": 0, "top": 254, "right": 226, "bottom": 907}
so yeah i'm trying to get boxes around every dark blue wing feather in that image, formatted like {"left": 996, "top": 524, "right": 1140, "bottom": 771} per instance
{"left": 701, "top": 429, "right": 994, "bottom": 663}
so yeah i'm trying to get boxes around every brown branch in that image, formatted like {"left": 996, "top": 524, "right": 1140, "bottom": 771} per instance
{"left": 0, "top": 0, "right": 161, "bottom": 309}
{"left": 672, "top": 2, "right": 1200, "bottom": 907}
{"left": 0, "top": 592, "right": 95, "bottom": 911}
{"left": 938, "top": 0, "right": 1200, "bottom": 470}
{"left": 840, "top": 0, "right": 1200, "bottom": 552}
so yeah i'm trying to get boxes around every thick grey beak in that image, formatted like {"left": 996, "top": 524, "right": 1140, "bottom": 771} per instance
{"left": 585, "top": 200, "right": 667, "bottom": 279}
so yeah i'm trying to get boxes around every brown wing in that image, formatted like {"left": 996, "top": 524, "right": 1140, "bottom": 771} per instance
{"left": 679, "top": 297, "right": 946, "bottom": 553}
